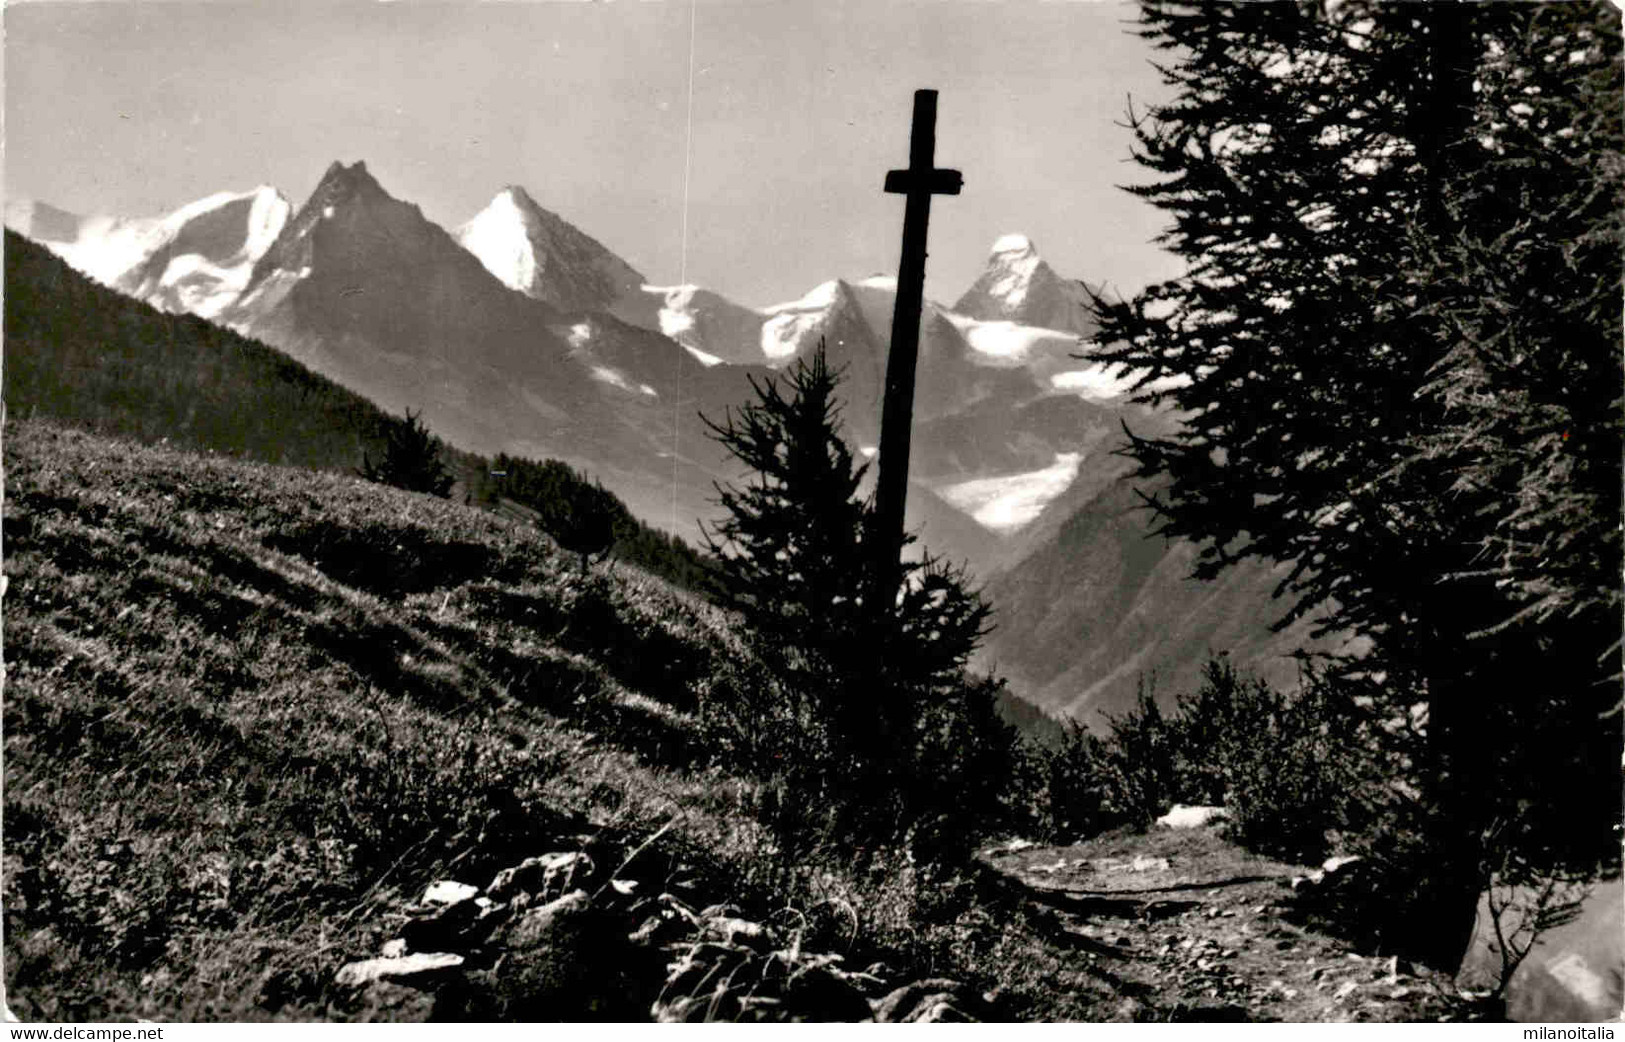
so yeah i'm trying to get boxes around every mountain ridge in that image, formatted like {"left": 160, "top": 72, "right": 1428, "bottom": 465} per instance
{"left": 7, "top": 161, "right": 1362, "bottom": 727}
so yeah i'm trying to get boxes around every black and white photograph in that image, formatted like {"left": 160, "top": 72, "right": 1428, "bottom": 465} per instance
{"left": 2, "top": 0, "right": 1621, "bottom": 1026}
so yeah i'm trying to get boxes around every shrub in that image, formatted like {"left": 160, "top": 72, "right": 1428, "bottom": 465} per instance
{"left": 1059, "top": 658, "right": 1391, "bottom": 863}
{"left": 1015, "top": 722, "right": 1123, "bottom": 843}
{"left": 1095, "top": 680, "right": 1183, "bottom": 831}
{"left": 357, "top": 407, "right": 455, "bottom": 498}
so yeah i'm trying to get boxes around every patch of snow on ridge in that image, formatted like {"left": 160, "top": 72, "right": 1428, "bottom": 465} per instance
{"left": 1050, "top": 366, "right": 1138, "bottom": 399}
{"left": 767, "top": 279, "right": 841, "bottom": 313}
{"left": 157, "top": 254, "right": 242, "bottom": 318}
{"left": 944, "top": 313, "right": 1078, "bottom": 367}
{"left": 1051, "top": 366, "right": 1192, "bottom": 399}
{"left": 684, "top": 345, "right": 724, "bottom": 367}
{"left": 760, "top": 279, "right": 842, "bottom": 361}
{"left": 647, "top": 284, "right": 704, "bottom": 339}
{"left": 647, "top": 283, "right": 771, "bottom": 364}
{"left": 760, "top": 312, "right": 819, "bottom": 360}
{"left": 242, "top": 187, "right": 292, "bottom": 261}
{"left": 590, "top": 366, "right": 634, "bottom": 392}
{"left": 991, "top": 233, "right": 1035, "bottom": 254}
{"left": 937, "top": 452, "right": 1083, "bottom": 532}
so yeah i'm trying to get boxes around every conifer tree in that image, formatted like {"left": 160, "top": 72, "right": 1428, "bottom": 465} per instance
{"left": 548, "top": 481, "right": 621, "bottom": 569}
{"left": 701, "top": 343, "right": 871, "bottom": 654}
{"left": 358, "top": 407, "right": 456, "bottom": 498}
{"left": 1090, "top": 1, "right": 1621, "bottom": 965}
{"left": 701, "top": 341, "right": 994, "bottom": 816}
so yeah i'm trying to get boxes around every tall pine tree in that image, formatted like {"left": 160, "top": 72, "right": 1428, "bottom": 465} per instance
{"left": 701, "top": 341, "right": 994, "bottom": 828}
{"left": 1090, "top": 1, "right": 1621, "bottom": 965}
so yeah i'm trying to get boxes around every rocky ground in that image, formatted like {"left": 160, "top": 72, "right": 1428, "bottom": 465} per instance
{"left": 973, "top": 823, "right": 1493, "bottom": 1023}
{"left": 329, "top": 829, "right": 993, "bottom": 1022}
{"left": 323, "top": 820, "right": 1499, "bottom": 1022}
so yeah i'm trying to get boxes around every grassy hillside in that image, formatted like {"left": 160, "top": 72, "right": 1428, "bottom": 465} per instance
{"left": 0, "top": 421, "right": 700, "bottom": 1016}
{"left": 0, "top": 420, "right": 1065, "bottom": 1021}
{"left": 1, "top": 421, "right": 1499, "bottom": 1023}
{"left": 3, "top": 229, "right": 710, "bottom": 589}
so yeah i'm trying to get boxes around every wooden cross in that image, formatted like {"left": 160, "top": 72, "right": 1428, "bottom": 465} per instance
{"left": 873, "top": 89, "right": 962, "bottom": 594}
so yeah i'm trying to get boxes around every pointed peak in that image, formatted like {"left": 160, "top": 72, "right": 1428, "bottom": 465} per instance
{"left": 767, "top": 277, "right": 855, "bottom": 315}
{"left": 498, "top": 184, "right": 538, "bottom": 208}
{"left": 315, "top": 160, "right": 386, "bottom": 198}
{"left": 990, "top": 233, "right": 1037, "bottom": 257}
{"left": 250, "top": 184, "right": 291, "bottom": 204}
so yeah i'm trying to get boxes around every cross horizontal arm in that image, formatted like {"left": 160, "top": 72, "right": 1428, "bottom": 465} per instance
{"left": 883, "top": 168, "right": 964, "bottom": 196}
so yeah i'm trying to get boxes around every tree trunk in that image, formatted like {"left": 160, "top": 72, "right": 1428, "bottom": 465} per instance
{"left": 1411, "top": 673, "right": 1492, "bottom": 970}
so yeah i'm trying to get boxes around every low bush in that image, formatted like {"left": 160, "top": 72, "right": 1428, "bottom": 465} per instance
{"left": 1034, "top": 658, "right": 1389, "bottom": 864}
{"left": 1006, "top": 723, "right": 1123, "bottom": 843}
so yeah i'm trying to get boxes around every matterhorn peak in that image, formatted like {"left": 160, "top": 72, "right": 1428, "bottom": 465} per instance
{"left": 989, "top": 232, "right": 1038, "bottom": 257}
{"left": 952, "top": 232, "right": 1095, "bottom": 336}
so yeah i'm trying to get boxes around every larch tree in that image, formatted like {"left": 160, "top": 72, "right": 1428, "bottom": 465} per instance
{"left": 1089, "top": 0, "right": 1621, "bottom": 966}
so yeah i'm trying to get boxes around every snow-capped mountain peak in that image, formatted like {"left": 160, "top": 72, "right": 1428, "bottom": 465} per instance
{"left": 454, "top": 185, "right": 659, "bottom": 327}
{"left": 5, "top": 186, "right": 293, "bottom": 320}
{"left": 124, "top": 186, "right": 293, "bottom": 317}
{"left": 953, "top": 233, "right": 1097, "bottom": 337}
{"left": 990, "top": 232, "right": 1037, "bottom": 257}
{"left": 455, "top": 187, "right": 547, "bottom": 296}
{"left": 760, "top": 278, "right": 867, "bottom": 361}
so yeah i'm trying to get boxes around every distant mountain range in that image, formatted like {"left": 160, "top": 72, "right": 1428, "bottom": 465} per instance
{"left": 6, "top": 161, "right": 1348, "bottom": 726}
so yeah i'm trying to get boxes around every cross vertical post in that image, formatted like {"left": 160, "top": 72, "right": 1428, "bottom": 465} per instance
{"left": 872, "top": 89, "right": 962, "bottom": 600}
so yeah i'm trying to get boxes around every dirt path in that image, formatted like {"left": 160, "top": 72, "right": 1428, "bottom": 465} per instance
{"left": 975, "top": 826, "right": 1478, "bottom": 1022}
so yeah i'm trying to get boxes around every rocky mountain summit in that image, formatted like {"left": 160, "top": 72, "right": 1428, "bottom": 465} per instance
{"left": 953, "top": 233, "right": 1100, "bottom": 336}
{"left": 456, "top": 185, "right": 660, "bottom": 329}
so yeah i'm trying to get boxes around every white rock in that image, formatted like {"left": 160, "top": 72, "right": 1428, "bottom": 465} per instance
{"left": 1156, "top": 805, "right": 1230, "bottom": 829}
{"left": 421, "top": 880, "right": 478, "bottom": 906}
{"left": 335, "top": 952, "right": 464, "bottom": 988}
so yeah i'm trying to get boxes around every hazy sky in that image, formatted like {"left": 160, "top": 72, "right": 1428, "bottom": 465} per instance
{"left": 5, "top": 0, "right": 1183, "bottom": 307}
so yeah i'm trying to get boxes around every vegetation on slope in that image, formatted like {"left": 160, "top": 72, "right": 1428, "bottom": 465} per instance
{"left": 6, "top": 420, "right": 1500, "bottom": 1023}
{"left": 3, "top": 228, "right": 711, "bottom": 590}
{"left": 4, "top": 228, "right": 394, "bottom": 470}
{"left": 0, "top": 421, "right": 1067, "bottom": 1021}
